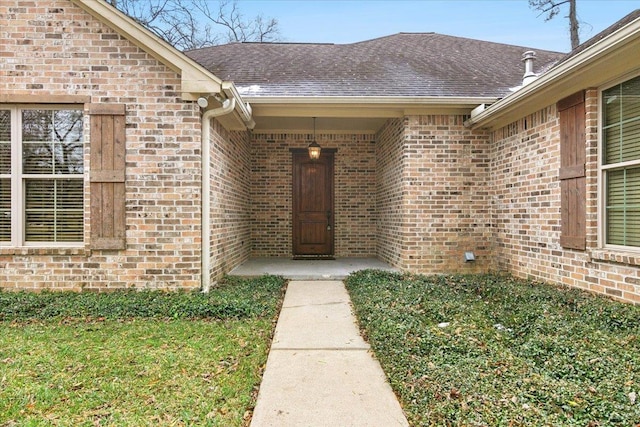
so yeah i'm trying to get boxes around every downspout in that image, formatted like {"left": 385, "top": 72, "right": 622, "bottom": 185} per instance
{"left": 201, "top": 97, "right": 236, "bottom": 292}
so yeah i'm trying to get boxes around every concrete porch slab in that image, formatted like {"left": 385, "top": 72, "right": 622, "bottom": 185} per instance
{"left": 229, "top": 257, "right": 400, "bottom": 280}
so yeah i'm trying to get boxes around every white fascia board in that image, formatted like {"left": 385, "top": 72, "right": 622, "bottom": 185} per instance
{"left": 245, "top": 96, "right": 499, "bottom": 118}
{"left": 466, "top": 16, "right": 640, "bottom": 129}
{"left": 245, "top": 96, "right": 497, "bottom": 106}
{"left": 71, "top": 0, "right": 221, "bottom": 98}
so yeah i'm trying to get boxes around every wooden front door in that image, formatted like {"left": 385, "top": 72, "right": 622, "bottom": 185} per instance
{"left": 292, "top": 149, "right": 335, "bottom": 257}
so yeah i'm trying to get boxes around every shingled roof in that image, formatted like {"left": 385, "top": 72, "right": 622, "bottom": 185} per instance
{"left": 185, "top": 33, "right": 565, "bottom": 98}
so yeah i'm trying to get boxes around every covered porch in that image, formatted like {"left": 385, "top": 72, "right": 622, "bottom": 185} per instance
{"left": 189, "top": 33, "right": 559, "bottom": 287}
{"left": 207, "top": 98, "right": 495, "bottom": 285}
{"left": 242, "top": 99, "right": 494, "bottom": 274}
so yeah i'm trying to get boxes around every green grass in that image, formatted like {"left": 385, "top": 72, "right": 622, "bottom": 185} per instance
{"left": 0, "top": 275, "right": 286, "bottom": 426}
{"left": 345, "top": 270, "right": 640, "bottom": 427}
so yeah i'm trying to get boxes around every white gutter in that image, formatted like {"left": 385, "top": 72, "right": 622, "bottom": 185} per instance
{"left": 222, "top": 82, "right": 255, "bottom": 129}
{"left": 243, "top": 96, "right": 498, "bottom": 106}
{"left": 201, "top": 97, "right": 236, "bottom": 292}
{"left": 465, "top": 15, "right": 640, "bottom": 129}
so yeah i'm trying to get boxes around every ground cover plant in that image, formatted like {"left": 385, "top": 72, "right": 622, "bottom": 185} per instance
{"left": 345, "top": 271, "right": 640, "bottom": 426}
{"left": 0, "top": 275, "right": 285, "bottom": 426}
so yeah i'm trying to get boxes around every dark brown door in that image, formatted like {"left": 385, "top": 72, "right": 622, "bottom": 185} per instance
{"left": 292, "top": 149, "right": 334, "bottom": 256}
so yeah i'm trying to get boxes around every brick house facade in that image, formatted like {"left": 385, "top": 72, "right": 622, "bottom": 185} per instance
{"left": 0, "top": 0, "right": 250, "bottom": 290}
{"left": 490, "top": 91, "right": 640, "bottom": 303}
{"left": 2, "top": 1, "right": 640, "bottom": 304}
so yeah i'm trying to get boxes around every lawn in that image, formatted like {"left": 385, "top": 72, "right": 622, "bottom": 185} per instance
{"left": 0, "top": 275, "right": 286, "bottom": 426}
{"left": 345, "top": 271, "right": 640, "bottom": 427}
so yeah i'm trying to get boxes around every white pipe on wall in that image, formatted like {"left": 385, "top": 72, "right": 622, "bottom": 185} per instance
{"left": 200, "top": 97, "right": 236, "bottom": 292}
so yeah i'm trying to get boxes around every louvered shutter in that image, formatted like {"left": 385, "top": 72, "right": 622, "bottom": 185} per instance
{"left": 89, "top": 104, "right": 126, "bottom": 250}
{"left": 0, "top": 110, "right": 10, "bottom": 242}
{"left": 558, "top": 91, "right": 587, "bottom": 250}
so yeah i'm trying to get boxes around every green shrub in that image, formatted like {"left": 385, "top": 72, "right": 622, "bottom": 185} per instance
{"left": 0, "top": 275, "right": 285, "bottom": 322}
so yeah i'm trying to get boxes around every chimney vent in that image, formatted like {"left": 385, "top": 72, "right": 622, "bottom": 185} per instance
{"left": 522, "top": 51, "right": 537, "bottom": 86}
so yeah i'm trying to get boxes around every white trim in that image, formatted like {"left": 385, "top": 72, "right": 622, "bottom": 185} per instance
{"left": 71, "top": 0, "right": 222, "bottom": 98}
{"left": 2, "top": 106, "right": 85, "bottom": 248}
{"left": 601, "top": 244, "right": 640, "bottom": 255}
{"left": 11, "top": 108, "right": 19, "bottom": 247}
{"left": 601, "top": 159, "right": 640, "bottom": 170}
{"left": 598, "top": 83, "right": 605, "bottom": 249}
{"left": 247, "top": 97, "right": 493, "bottom": 130}
{"left": 70, "top": 1, "right": 259, "bottom": 131}
{"left": 246, "top": 96, "right": 498, "bottom": 120}
{"left": 244, "top": 96, "right": 498, "bottom": 105}
{"left": 598, "top": 71, "right": 640, "bottom": 251}
{"left": 251, "top": 128, "right": 378, "bottom": 135}
{"left": 466, "top": 15, "right": 640, "bottom": 129}
{"left": 222, "top": 82, "right": 255, "bottom": 129}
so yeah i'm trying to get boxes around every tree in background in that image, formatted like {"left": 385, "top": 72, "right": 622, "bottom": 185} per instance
{"left": 108, "top": 0, "right": 281, "bottom": 51}
{"left": 529, "top": 0, "right": 580, "bottom": 50}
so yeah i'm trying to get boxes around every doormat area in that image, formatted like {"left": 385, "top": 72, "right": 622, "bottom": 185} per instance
{"left": 292, "top": 256, "right": 336, "bottom": 261}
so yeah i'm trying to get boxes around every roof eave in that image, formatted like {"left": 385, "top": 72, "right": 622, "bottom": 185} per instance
{"left": 245, "top": 96, "right": 498, "bottom": 104}
{"left": 244, "top": 96, "right": 500, "bottom": 118}
{"left": 71, "top": 0, "right": 222, "bottom": 99}
{"left": 465, "top": 16, "right": 640, "bottom": 130}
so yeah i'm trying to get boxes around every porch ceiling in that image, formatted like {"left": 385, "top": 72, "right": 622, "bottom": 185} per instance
{"left": 247, "top": 96, "right": 497, "bottom": 133}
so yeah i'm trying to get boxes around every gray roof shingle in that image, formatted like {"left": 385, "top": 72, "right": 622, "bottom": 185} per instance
{"left": 185, "top": 33, "right": 565, "bottom": 98}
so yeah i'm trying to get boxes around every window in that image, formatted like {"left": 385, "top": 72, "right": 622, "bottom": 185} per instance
{"left": 602, "top": 75, "right": 640, "bottom": 248}
{"left": 0, "top": 107, "right": 84, "bottom": 246}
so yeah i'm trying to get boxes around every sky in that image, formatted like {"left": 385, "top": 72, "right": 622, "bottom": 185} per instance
{"left": 237, "top": 0, "right": 639, "bottom": 53}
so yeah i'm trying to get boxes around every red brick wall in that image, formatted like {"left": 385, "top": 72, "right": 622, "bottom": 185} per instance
{"left": 491, "top": 104, "right": 561, "bottom": 279}
{"left": 376, "top": 116, "right": 493, "bottom": 273}
{"left": 207, "top": 121, "right": 252, "bottom": 282}
{"left": 0, "top": 0, "right": 207, "bottom": 290}
{"left": 250, "top": 132, "right": 377, "bottom": 257}
{"left": 376, "top": 118, "right": 406, "bottom": 267}
{"left": 400, "top": 115, "right": 493, "bottom": 273}
{"left": 491, "top": 90, "right": 640, "bottom": 304}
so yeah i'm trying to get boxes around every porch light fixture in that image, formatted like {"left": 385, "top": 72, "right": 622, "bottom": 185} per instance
{"left": 308, "top": 117, "right": 321, "bottom": 160}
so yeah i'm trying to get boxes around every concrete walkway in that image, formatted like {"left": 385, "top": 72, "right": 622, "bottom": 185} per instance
{"left": 250, "top": 280, "right": 409, "bottom": 427}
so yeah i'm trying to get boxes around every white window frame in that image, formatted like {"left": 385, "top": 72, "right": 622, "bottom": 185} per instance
{"left": 0, "top": 105, "right": 84, "bottom": 248}
{"left": 598, "top": 72, "right": 640, "bottom": 253}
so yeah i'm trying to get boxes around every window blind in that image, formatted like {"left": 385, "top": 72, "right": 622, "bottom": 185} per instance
{"left": 603, "top": 75, "right": 640, "bottom": 248}
{"left": 22, "top": 109, "right": 84, "bottom": 243}
{"left": 0, "top": 110, "right": 10, "bottom": 242}
{"left": 606, "top": 167, "right": 640, "bottom": 246}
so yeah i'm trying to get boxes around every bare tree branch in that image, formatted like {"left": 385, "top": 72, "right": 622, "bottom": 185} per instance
{"left": 110, "top": 0, "right": 281, "bottom": 50}
{"left": 529, "top": 0, "right": 570, "bottom": 20}
{"left": 529, "top": 0, "right": 581, "bottom": 50}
